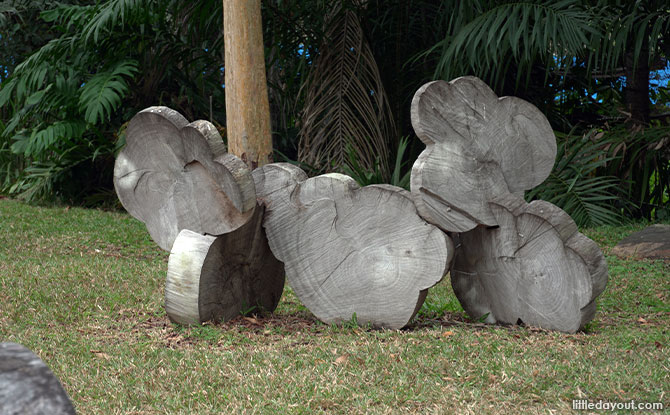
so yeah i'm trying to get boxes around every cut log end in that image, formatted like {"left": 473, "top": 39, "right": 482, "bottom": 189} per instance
{"left": 256, "top": 167, "right": 453, "bottom": 329}
{"left": 165, "top": 206, "right": 285, "bottom": 325}
{"left": 451, "top": 195, "right": 608, "bottom": 333}
{"left": 114, "top": 106, "right": 255, "bottom": 251}
{"left": 410, "top": 77, "right": 556, "bottom": 232}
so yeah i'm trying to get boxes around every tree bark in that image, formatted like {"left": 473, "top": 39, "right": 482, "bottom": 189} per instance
{"left": 624, "top": 36, "right": 650, "bottom": 126}
{"left": 223, "top": 0, "right": 273, "bottom": 170}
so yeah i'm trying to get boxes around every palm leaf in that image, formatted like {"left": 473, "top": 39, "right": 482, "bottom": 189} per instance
{"left": 526, "top": 131, "right": 624, "bottom": 227}
{"left": 82, "top": 0, "right": 151, "bottom": 45}
{"left": 78, "top": 60, "right": 139, "bottom": 124}
{"left": 299, "top": 2, "right": 396, "bottom": 180}
{"left": 429, "top": 0, "right": 596, "bottom": 88}
{"left": 11, "top": 120, "right": 87, "bottom": 158}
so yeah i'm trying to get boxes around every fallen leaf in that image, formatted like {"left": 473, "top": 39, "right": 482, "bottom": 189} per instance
{"left": 334, "top": 355, "right": 348, "bottom": 365}
{"left": 637, "top": 317, "right": 648, "bottom": 324}
{"left": 655, "top": 341, "right": 663, "bottom": 349}
{"left": 243, "top": 316, "right": 259, "bottom": 325}
{"left": 91, "top": 350, "right": 111, "bottom": 360}
{"left": 442, "top": 330, "right": 454, "bottom": 337}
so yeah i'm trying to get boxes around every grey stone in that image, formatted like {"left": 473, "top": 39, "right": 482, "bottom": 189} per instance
{"left": 611, "top": 224, "right": 670, "bottom": 260}
{"left": 0, "top": 342, "right": 76, "bottom": 415}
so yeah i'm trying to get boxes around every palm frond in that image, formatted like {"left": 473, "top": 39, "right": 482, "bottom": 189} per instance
{"left": 590, "top": 2, "right": 670, "bottom": 75}
{"left": 430, "top": 0, "right": 596, "bottom": 88}
{"left": 342, "top": 136, "right": 412, "bottom": 190}
{"left": 299, "top": 2, "right": 396, "bottom": 180}
{"left": 82, "top": 0, "right": 151, "bottom": 45}
{"left": 11, "top": 120, "right": 87, "bottom": 158}
{"left": 526, "top": 130, "right": 624, "bottom": 227}
{"left": 79, "top": 60, "right": 139, "bottom": 124}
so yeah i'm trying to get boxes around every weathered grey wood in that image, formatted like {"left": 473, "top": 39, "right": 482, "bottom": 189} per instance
{"left": 253, "top": 165, "right": 454, "bottom": 329}
{"left": 189, "top": 119, "right": 227, "bottom": 158}
{"left": 114, "top": 106, "right": 255, "bottom": 251}
{"left": 252, "top": 162, "right": 307, "bottom": 205}
{"left": 410, "top": 76, "right": 557, "bottom": 232}
{"left": 451, "top": 194, "right": 608, "bottom": 333}
{"left": 0, "top": 342, "right": 76, "bottom": 415}
{"left": 165, "top": 205, "right": 285, "bottom": 325}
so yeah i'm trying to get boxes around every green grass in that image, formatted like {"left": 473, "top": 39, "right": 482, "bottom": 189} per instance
{"left": 0, "top": 198, "right": 668, "bottom": 414}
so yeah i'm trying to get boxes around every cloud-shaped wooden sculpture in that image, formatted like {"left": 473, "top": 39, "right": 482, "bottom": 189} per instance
{"left": 165, "top": 207, "right": 285, "bottom": 325}
{"left": 253, "top": 163, "right": 454, "bottom": 329}
{"left": 410, "top": 76, "right": 557, "bottom": 232}
{"left": 114, "top": 107, "right": 255, "bottom": 251}
{"left": 451, "top": 194, "right": 608, "bottom": 333}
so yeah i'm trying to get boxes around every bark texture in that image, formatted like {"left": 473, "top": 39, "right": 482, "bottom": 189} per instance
{"left": 165, "top": 206, "right": 285, "bottom": 325}
{"left": 223, "top": 0, "right": 273, "bottom": 169}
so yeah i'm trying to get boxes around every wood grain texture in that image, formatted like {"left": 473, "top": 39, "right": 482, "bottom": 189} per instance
{"left": 223, "top": 0, "right": 273, "bottom": 169}
{"left": 0, "top": 342, "right": 76, "bottom": 415}
{"left": 451, "top": 194, "right": 608, "bottom": 333}
{"left": 165, "top": 206, "right": 285, "bottom": 325}
{"left": 114, "top": 106, "right": 255, "bottom": 251}
{"left": 410, "top": 76, "right": 557, "bottom": 232}
{"left": 253, "top": 165, "right": 454, "bottom": 329}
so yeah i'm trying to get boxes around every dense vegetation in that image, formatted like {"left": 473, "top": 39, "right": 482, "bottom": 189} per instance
{"left": 1, "top": 0, "right": 669, "bottom": 225}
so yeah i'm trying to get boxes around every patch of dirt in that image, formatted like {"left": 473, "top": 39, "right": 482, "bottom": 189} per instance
{"left": 218, "top": 313, "right": 322, "bottom": 333}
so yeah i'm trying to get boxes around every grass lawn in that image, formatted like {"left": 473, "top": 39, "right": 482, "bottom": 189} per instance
{"left": 0, "top": 197, "right": 668, "bottom": 414}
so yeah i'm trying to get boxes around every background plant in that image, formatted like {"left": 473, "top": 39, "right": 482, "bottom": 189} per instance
{"left": 0, "top": 0, "right": 226, "bottom": 204}
{"left": 0, "top": 0, "right": 668, "bottom": 223}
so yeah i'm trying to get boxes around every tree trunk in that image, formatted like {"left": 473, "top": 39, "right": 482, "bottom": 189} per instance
{"left": 223, "top": 0, "right": 273, "bottom": 170}
{"left": 624, "top": 38, "right": 650, "bottom": 126}
{"left": 624, "top": 38, "right": 652, "bottom": 219}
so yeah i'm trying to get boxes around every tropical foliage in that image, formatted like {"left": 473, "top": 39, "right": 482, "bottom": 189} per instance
{"left": 299, "top": 2, "right": 395, "bottom": 180}
{"left": 0, "top": 0, "right": 668, "bottom": 223}
{"left": 0, "top": 0, "right": 226, "bottom": 204}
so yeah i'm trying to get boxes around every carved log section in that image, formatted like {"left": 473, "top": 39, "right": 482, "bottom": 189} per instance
{"left": 165, "top": 206, "right": 285, "bottom": 325}
{"left": 0, "top": 342, "right": 76, "bottom": 415}
{"left": 114, "top": 106, "right": 255, "bottom": 251}
{"left": 451, "top": 194, "right": 608, "bottom": 333}
{"left": 253, "top": 164, "right": 454, "bottom": 329}
{"left": 410, "top": 76, "right": 557, "bottom": 232}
